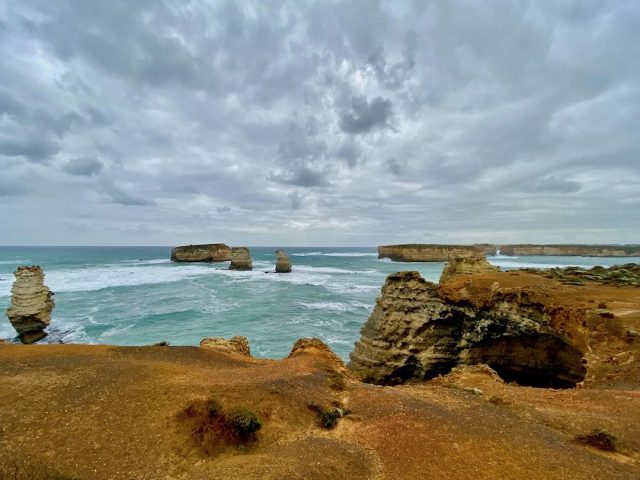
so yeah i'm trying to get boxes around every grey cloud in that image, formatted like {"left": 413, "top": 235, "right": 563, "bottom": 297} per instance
{"left": 532, "top": 176, "right": 582, "bottom": 194}
{"left": 384, "top": 158, "right": 405, "bottom": 176}
{"left": 63, "top": 156, "right": 104, "bottom": 176}
{"left": 102, "top": 181, "right": 155, "bottom": 206}
{"left": 0, "top": 136, "right": 59, "bottom": 163}
{"left": 270, "top": 167, "right": 331, "bottom": 188}
{"left": 339, "top": 95, "right": 393, "bottom": 134}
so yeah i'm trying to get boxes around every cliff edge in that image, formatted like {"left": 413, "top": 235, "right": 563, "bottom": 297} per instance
{"left": 378, "top": 244, "right": 485, "bottom": 262}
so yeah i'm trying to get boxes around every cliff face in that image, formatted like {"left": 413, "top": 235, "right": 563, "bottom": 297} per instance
{"left": 229, "top": 247, "right": 253, "bottom": 270}
{"left": 499, "top": 244, "right": 640, "bottom": 257}
{"left": 349, "top": 267, "right": 640, "bottom": 388}
{"left": 5, "top": 266, "right": 55, "bottom": 344}
{"left": 378, "top": 244, "right": 485, "bottom": 262}
{"left": 170, "top": 244, "right": 232, "bottom": 262}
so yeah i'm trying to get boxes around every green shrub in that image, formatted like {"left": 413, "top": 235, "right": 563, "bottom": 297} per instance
{"left": 225, "top": 407, "right": 262, "bottom": 438}
{"left": 308, "top": 403, "right": 344, "bottom": 429}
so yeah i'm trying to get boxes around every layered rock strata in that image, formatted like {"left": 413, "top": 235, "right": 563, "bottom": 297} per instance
{"left": 378, "top": 244, "right": 485, "bottom": 262}
{"left": 349, "top": 271, "right": 591, "bottom": 388}
{"left": 275, "top": 249, "right": 292, "bottom": 273}
{"left": 170, "top": 244, "right": 232, "bottom": 262}
{"left": 439, "top": 257, "right": 500, "bottom": 284}
{"left": 229, "top": 247, "right": 253, "bottom": 270}
{"left": 6, "top": 266, "right": 55, "bottom": 344}
{"left": 200, "top": 336, "right": 251, "bottom": 356}
{"left": 499, "top": 244, "right": 640, "bottom": 257}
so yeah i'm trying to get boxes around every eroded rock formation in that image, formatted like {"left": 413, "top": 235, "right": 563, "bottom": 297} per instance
{"left": 439, "top": 257, "right": 500, "bottom": 284}
{"left": 378, "top": 244, "right": 485, "bottom": 262}
{"left": 171, "top": 244, "right": 232, "bottom": 262}
{"left": 6, "top": 266, "right": 55, "bottom": 344}
{"left": 229, "top": 247, "right": 253, "bottom": 270}
{"left": 200, "top": 335, "right": 251, "bottom": 357}
{"left": 275, "top": 249, "right": 292, "bottom": 273}
{"left": 349, "top": 271, "right": 590, "bottom": 388}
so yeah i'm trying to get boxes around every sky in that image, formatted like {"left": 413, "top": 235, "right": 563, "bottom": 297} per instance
{"left": 0, "top": 0, "right": 639, "bottom": 247}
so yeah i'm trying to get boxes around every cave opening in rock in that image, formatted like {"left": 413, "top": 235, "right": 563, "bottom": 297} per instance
{"left": 466, "top": 334, "right": 586, "bottom": 388}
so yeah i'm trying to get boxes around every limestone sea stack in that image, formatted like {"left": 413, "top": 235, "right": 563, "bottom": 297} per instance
{"left": 439, "top": 257, "right": 500, "bottom": 284}
{"left": 170, "top": 243, "right": 232, "bottom": 262}
{"left": 378, "top": 244, "right": 485, "bottom": 262}
{"left": 229, "top": 247, "right": 253, "bottom": 270}
{"left": 275, "top": 249, "right": 292, "bottom": 273}
{"left": 6, "top": 266, "right": 55, "bottom": 344}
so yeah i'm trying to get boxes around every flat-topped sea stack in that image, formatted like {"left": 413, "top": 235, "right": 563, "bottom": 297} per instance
{"left": 275, "top": 249, "right": 292, "bottom": 273}
{"left": 439, "top": 256, "right": 500, "bottom": 284}
{"left": 499, "top": 244, "right": 640, "bottom": 257}
{"left": 349, "top": 265, "right": 640, "bottom": 388}
{"left": 378, "top": 244, "right": 485, "bottom": 262}
{"left": 170, "top": 243, "right": 232, "bottom": 262}
{"left": 229, "top": 247, "right": 253, "bottom": 270}
{"left": 6, "top": 266, "right": 55, "bottom": 344}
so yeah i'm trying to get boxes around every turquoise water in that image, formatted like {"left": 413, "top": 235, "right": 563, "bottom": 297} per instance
{"left": 1, "top": 246, "right": 638, "bottom": 360}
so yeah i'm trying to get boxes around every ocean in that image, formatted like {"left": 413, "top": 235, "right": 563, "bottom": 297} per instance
{"left": 1, "top": 246, "right": 638, "bottom": 360}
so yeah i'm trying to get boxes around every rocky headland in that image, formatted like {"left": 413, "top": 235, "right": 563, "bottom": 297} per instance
{"left": 349, "top": 264, "right": 640, "bottom": 389}
{"left": 5, "top": 266, "right": 55, "bottom": 344}
{"left": 170, "top": 243, "right": 232, "bottom": 262}
{"left": 275, "top": 249, "right": 292, "bottom": 273}
{"left": 499, "top": 244, "right": 640, "bottom": 257}
{"left": 378, "top": 244, "right": 485, "bottom": 261}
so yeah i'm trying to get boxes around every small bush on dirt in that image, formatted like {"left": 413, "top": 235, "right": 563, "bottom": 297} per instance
{"left": 576, "top": 429, "right": 618, "bottom": 451}
{"left": 180, "top": 398, "right": 262, "bottom": 454}
{"left": 308, "top": 403, "right": 346, "bottom": 429}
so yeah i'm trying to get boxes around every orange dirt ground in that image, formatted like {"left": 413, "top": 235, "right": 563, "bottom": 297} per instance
{"left": 1, "top": 270, "right": 639, "bottom": 479}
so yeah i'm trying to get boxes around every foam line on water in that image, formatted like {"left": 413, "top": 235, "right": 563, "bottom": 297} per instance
{"left": 291, "top": 252, "right": 377, "bottom": 257}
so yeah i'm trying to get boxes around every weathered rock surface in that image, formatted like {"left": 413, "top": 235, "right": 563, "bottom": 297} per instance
{"left": 200, "top": 336, "right": 251, "bottom": 357}
{"left": 349, "top": 270, "right": 600, "bottom": 388}
{"left": 378, "top": 244, "right": 485, "bottom": 262}
{"left": 229, "top": 247, "right": 253, "bottom": 270}
{"left": 275, "top": 249, "right": 292, "bottom": 273}
{"left": 439, "top": 257, "right": 500, "bottom": 284}
{"left": 170, "top": 243, "right": 232, "bottom": 262}
{"left": 499, "top": 244, "right": 640, "bottom": 257}
{"left": 5, "top": 266, "right": 54, "bottom": 344}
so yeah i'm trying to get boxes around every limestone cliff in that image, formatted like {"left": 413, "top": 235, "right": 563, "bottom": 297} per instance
{"left": 229, "top": 247, "right": 253, "bottom": 271}
{"left": 498, "top": 244, "right": 640, "bottom": 257}
{"left": 5, "top": 266, "right": 55, "bottom": 344}
{"left": 200, "top": 336, "right": 251, "bottom": 357}
{"left": 275, "top": 249, "right": 292, "bottom": 273}
{"left": 439, "top": 257, "right": 500, "bottom": 284}
{"left": 349, "top": 267, "right": 639, "bottom": 388}
{"left": 378, "top": 244, "right": 485, "bottom": 262}
{"left": 170, "top": 244, "right": 232, "bottom": 262}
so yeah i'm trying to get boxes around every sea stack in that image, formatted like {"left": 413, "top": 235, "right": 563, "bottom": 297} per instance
{"left": 439, "top": 257, "right": 500, "bottom": 284}
{"left": 6, "top": 266, "right": 55, "bottom": 344}
{"left": 229, "top": 247, "right": 253, "bottom": 270}
{"left": 275, "top": 249, "right": 292, "bottom": 273}
{"left": 170, "top": 243, "right": 232, "bottom": 262}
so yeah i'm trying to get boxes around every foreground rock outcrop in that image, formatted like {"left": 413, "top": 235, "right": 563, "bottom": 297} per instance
{"left": 170, "top": 243, "right": 232, "bottom": 262}
{"left": 200, "top": 336, "right": 251, "bottom": 357}
{"left": 349, "top": 266, "right": 640, "bottom": 388}
{"left": 499, "top": 244, "right": 640, "bottom": 257}
{"left": 378, "top": 244, "right": 485, "bottom": 262}
{"left": 229, "top": 247, "right": 253, "bottom": 271}
{"left": 5, "top": 266, "right": 55, "bottom": 344}
{"left": 275, "top": 249, "right": 292, "bottom": 273}
{"left": 439, "top": 257, "right": 500, "bottom": 284}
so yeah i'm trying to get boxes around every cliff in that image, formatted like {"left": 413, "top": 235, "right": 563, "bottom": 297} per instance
{"left": 2, "top": 338, "right": 639, "bottom": 479}
{"left": 5, "top": 266, "right": 55, "bottom": 344}
{"left": 499, "top": 244, "right": 640, "bottom": 257}
{"left": 439, "top": 257, "right": 500, "bottom": 284}
{"left": 170, "top": 243, "right": 232, "bottom": 262}
{"left": 378, "top": 244, "right": 485, "bottom": 262}
{"left": 349, "top": 265, "right": 640, "bottom": 389}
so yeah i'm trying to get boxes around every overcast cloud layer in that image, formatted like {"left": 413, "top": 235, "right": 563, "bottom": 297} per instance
{"left": 1, "top": 0, "right": 639, "bottom": 246}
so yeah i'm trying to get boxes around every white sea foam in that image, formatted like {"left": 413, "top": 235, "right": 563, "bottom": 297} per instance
{"left": 490, "top": 259, "right": 591, "bottom": 269}
{"left": 297, "top": 301, "right": 372, "bottom": 312}
{"left": 0, "top": 259, "right": 30, "bottom": 265}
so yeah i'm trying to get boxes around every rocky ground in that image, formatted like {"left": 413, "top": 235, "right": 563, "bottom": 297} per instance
{"left": 1, "top": 265, "right": 639, "bottom": 479}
